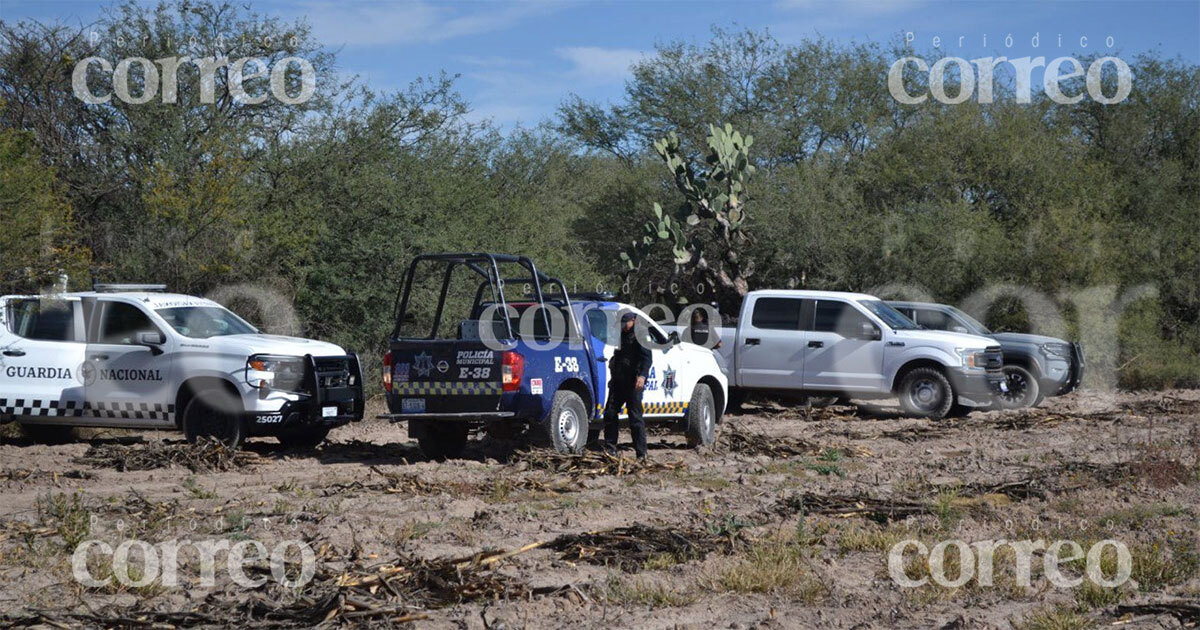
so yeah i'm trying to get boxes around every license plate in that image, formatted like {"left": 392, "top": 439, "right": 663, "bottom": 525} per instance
{"left": 402, "top": 398, "right": 425, "bottom": 413}
{"left": 322, "top": 406, "right": 338, "bottom": 418}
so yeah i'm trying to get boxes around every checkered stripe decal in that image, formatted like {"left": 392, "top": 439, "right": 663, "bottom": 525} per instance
{"left": 597, "top": 402, "right": 689, "bottom": 415}
{"left": 0, "top": 399, "right": 175, "bottom": 421}
{"left": 392, "top": 381, "right": 502, "bottom": 395}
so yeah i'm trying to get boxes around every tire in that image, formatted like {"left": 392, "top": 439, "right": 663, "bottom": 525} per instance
{"left": 182, "top": 387, "right": 246, "bottom": 448}
{"left": 276, "top": 426, "right": 330, "bottom": 449}
{"left": 416, "top": 423, "right": 469, "bottom": 461}
{"left": 540, "top": 390, "right": 588, "bottom": 454}
{"left": 685, "top": 384, "right": 717, "bottom": 448}
{"left": 997, "top": 365, "right": 1041, "bottom": 409}
{"left": 19, "top": 423, "right": 76, "bottom": 444}
{"left": 897, "top": 367, "right": 955, "bottom": 419}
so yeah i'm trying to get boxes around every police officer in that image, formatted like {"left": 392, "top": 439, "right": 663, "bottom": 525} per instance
{"left": 603, "top": 311, "right": 653, "bottom": 460}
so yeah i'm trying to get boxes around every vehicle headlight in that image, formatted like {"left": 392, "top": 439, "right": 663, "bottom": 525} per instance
{"left": 246, "top": 355, "right": 306, "bottom": 391}
{"left": 1041, "top": 342, "right": 1071, "bottom": 359}
{"left": 955, "top": 347, "right": 987, "bottom": 370}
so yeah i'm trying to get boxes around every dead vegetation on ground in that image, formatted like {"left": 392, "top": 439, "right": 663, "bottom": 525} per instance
{"left": 73, "top": 438, "right": 262, "bottom": 473}
{"left": 547, "top": 524, "right": 738, "bottom": 572}
{"left": 510, "top": 449, "right": 686, "bottom": 480}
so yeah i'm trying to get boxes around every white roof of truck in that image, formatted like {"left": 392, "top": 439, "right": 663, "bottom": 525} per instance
{"left": 748, "top": 289, "right": 880, "bottom": 301}
{"left": 7, "top": 291, "right": 221, "bottom": 310}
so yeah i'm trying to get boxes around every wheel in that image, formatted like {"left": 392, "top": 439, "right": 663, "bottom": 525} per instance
{"left": 19, "top": 423, "right": 76, "bottom": 444}
{"left": 685, "top": 384, "right": 717, "bottom": 448}
{"left": 182, "top": 387, "right": 246, "bottom": 448}
{"left": 540, "top": 390, "right": 588, "bottom": 454}
{"left": 276, "top": 426, "right": 330, "bottom": 449}
{"left": 997, "top": 365, "right": 1041, "bottom": 409}
{"left": 416, "top": 422, "right": 469, "bottom": 461}
{"left": 897, "top": 367, "right": 954, "bottom": 419}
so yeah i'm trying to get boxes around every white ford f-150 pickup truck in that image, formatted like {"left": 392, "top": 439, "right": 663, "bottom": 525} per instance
{"left": 0, "top": 284, "right": 363, "bottom": 447}
{"left": 695, "top": 290, "right": 1006, "bottom": 418}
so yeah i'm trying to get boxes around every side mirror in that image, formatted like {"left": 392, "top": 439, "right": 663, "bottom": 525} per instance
{"left": 859, "top": 322, "right": 882, "bottom": 341}
{"left": 668, "top": 330, "right": 680, "bottom": 345}
{"left": 138, "top": 331, "right": 165, "bottom": 355}
{"left": 951, "top": 325, "right": 969, "bottom": 334}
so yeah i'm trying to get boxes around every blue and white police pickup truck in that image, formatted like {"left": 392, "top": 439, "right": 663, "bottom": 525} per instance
{"left": 0, "top": 284, "right": 363, "bottom": 447}
{"left": 381, "top": 253, "right": 727, "bottom": 458}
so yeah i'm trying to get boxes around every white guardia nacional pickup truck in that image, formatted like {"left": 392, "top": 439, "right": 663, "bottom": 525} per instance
{"left": 0, "top": 284, "right": 363, "bottom": 447}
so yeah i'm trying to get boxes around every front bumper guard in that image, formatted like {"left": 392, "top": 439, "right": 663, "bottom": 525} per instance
{"left": 250, "top": 353, "right": 365, "bottom": 430}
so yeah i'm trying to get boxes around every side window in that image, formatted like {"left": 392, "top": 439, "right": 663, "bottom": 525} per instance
{"left": 640, "top": 317, "right": 668, "bottom": 345}
{"left": 97, "top": 302, "right": 159, "bottom": 345}
{"left": 5, "top": 299, "right": 80, "bottom": 342}
{"left": 585, "top": 309, "right": 612, "bottom": 346}
{"left": 814, "top": 300, "right": 870, "bottom": 336}
{"left": 916, "top": 309, "right": 953, "bottom": 331}
{"left": 751, "top": 298, "right": 803, "bottom": 330}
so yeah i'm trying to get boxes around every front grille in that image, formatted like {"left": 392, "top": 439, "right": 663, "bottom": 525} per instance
{"left": 314, "top": 357, "right": 355, "bottom": 389}
{"left": 983, "top": 346, "right": 1004, "bottom": 370}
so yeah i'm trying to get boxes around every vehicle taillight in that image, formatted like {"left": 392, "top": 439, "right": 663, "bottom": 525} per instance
{"left": 501, "top": 351, "right": 524, "bottom": 392}
{"left": 382, "top": 351, "right": 393, "bottom": 393}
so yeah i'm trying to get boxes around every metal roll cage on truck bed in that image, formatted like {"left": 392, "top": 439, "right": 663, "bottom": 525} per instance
{"left": 381, "top": 252, "right": 728, "bottom": 459}
{"left": 389, "top": 253, "right": 573, "bottom": 351}
{"left": 381, "top": 252, "right": 586, "bottom": 422}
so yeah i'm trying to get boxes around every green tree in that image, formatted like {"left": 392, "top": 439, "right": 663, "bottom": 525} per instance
{"left": 0, "top": 128, "right": 89, "bottom": 293}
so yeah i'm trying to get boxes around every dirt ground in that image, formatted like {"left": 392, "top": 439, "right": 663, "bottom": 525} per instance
{"left": 1, "top": 389, "right": 1198, "bottom": 629}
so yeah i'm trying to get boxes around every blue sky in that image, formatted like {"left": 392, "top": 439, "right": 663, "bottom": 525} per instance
{"left": 3, "top": 0, "right": 1198, "bottom": 128}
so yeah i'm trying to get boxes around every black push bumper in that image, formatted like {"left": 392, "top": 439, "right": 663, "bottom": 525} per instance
{"left": 249, "top": 353, "right": 365, "bottom": 433}
{"left": 1059, "top": 343, "right": 1085, "bottom": 395}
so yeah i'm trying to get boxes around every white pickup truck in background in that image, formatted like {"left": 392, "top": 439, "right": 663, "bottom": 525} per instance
{"left": 687, "top": 290, "right": 1006, "bottom": 418}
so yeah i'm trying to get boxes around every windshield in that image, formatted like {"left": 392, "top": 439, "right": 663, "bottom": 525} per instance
{"left": 156, "top": 306, "right": 258, "bottom": 339}
{"left": 859, "top": 300, "right": 921, "bottom": 330}
{"left": 948, "top": 306, "right": 992, "bottom": 335}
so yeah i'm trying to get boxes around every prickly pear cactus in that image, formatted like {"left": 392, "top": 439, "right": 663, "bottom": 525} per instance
{"left": 623, "top": 123, "right": 755, "bottom": 301}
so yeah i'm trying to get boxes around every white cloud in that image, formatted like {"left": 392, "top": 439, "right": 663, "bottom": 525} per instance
{"left": 455, "top": 54, "right": 534, "bottom": 69}
{"left": 556, "top": 46, "right": 645, "bottom": 84}
{"left": 296, "top": 0, "right": 556, "bottom": 47}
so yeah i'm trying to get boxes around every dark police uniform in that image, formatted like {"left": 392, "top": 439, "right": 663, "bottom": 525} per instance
{"left": 603, "top": 315, "right": 653, "bottom": 458}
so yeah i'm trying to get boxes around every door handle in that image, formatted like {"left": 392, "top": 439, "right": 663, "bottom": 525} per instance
{"left": 2, "top": 350, "right": 25, "bottom": 357}
{"left": 808, "top": 341, "right": 824, "bottom": 348}
{"left": 597, "top": 357, "right": 607, "bottom": 363}
{"left": 89, "top": 354, "right": 109, "bottom": 361}
{"left": 745, "top": 338, "right": 761, "bottom": 346}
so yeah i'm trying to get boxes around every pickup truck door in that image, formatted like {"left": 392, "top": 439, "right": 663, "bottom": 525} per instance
{"left": 81, "top": 299, "right": 177, "bottom": 425}
{"left": 735, "top": 296, "right": 810, "bottom": 389}
{"left": 583, "top": 308, "right": 612, "bottom": 417}
{"left": 638, "top": 317, "right": 675, "bottom": 415}
{"left": 0, "top": 297, "right": 87, "bottom": 421}
{"left": 801, "top": 299, "right": 885, "bottom": 392}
